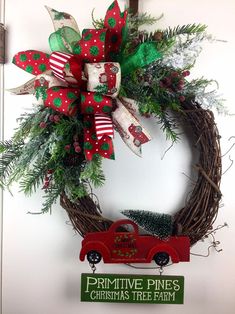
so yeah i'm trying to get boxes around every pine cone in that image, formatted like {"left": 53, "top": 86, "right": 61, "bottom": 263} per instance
{"left": 154, "top": 31, "right": 163, "bottom": 42}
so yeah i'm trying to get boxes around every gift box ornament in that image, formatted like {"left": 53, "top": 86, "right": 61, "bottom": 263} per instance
{"left": 84, "top": 62, "right": 121, "bottom": 98}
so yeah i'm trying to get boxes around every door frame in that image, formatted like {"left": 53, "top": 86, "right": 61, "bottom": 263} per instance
{"left": 0, "top": 0, "right": 5, "bottom": 313}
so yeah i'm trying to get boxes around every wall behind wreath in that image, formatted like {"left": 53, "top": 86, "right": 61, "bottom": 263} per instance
{"left": 1, "top": 0, "right": 235, "bottom": 314}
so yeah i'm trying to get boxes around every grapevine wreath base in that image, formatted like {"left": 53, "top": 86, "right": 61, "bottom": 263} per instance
{"left": 1, "top": 0, "right": 224, "bottom": 250}
{"left": 60, "top": 100, "right": 222, "bottom": 246}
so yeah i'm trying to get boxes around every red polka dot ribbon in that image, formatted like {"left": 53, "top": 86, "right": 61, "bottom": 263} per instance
{"left": 72, "top": 0, "right": 127, "bottom": 61}
{"left": 13, "top": 50, "right": 51, "bottom": 75}
{"left": 104, "top": 0, "right": 128, "bottom": 59}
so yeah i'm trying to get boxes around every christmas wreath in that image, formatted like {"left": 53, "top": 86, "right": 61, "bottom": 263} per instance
{"left": 0, "top": 1, "right": 225, "bottom": 247}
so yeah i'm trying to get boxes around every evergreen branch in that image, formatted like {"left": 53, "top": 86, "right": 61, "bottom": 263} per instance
{"left": 184, "top": 77, "right": 215, "bottom": 94}
{"left": 41, "top": 186, "right": 63, "bottom": 213}
{"left": 80, "top": 156, "right": 105, "bottom": 188}
{"left": 0, "top": 140, "right": 22, "bottom": 153}
{"left": 163, "top": 24, "right": 207, "bottom": 40}
{"left": 19, "top": 163, "right": 47, "bottom": 195}
{"left": 0, "top": 141, "right": 24, "bottom": 186}
{"left": 13, "top": 110, "right": 39, "bottom": 142}
{"left": 128, "top": 12, "right": 162, "bottom": 29}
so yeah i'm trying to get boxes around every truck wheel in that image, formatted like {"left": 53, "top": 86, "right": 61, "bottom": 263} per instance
{"left": 39, "top": 77, "right": 46, "bottom": 85}
{"left": 154, "top": 252, "right": 170, "bottom": 266}
{"left": 133, "top": 138, "right": 141, "bottom": 147}
{"left": 110, "top": 87, "right": 117, "bottom": 94}
{"left": 111, "top": 65, "right": 119, "bottom": 73}
{"left": 135, "top": 126, "right": 142, "bottom": 133}
{"left": 87, "top": 250, "right": 102, "bottom": 264}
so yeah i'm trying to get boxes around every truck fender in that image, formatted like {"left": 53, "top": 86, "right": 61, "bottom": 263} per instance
{"left": 147, "top": 244, "right": 180, "bottom": 263}
{"left": 80, "top": 241, "right": 111, "bottom": 262}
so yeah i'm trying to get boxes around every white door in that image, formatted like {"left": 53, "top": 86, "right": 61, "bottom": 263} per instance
{"left": 1, "top": 1, "right": 235, "bottom": 314}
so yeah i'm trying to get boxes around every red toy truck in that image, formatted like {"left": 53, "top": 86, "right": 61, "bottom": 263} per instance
{"left": 128, "top": 124, "right": 150, "bottom": 147}
{"left": 99, "top": 63, "right": 119, "bottom": 95}
{"left": 80, "top": 219, "right": 190, "bottom": 266}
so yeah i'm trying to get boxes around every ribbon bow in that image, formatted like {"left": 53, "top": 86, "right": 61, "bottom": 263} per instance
{"left": 9, "top": 1, "right": 162, "bottom": 160}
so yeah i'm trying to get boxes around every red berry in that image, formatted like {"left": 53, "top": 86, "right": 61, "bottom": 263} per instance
{"left": 53, "top": 115, "right": 60, "bottom": 122}
{"left": 47, "top": 169, "right": 53, "bottom": 174}
{"left": 179, "top": 95, "right": 186, "bottom": 102}
{"left": 182, "top": 70, "right": 190, "bottom": 77}
{"left": 43, "top": 182, "right": 49, "bottom": 189}
{"left": 39, "top": 122, "right": 47, "bottom": 128}
{"left": 73, "top": 141, "right": 79, "bottom": 147}
{"left": 75, "top": 146, "right": 81, "bottom": 153}
{"left": 64, "top": 144, "right": 71, "bottom": 151}
{"left": 49, "top": 115, "right": 54, "bottom": 122}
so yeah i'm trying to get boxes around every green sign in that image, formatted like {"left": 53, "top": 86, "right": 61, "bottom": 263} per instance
{"left": 81, "top": 273, "right": 184, "bottom": 304}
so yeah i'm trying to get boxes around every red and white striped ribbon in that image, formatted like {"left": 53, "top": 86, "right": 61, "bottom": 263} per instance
{"left": 94, "top": 114, "right": 114, "bottom": 140}
{"left": 49, "top": 51, "right": 73, "bottom": 81}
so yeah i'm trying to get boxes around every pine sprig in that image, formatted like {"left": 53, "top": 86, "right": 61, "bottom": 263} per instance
{"left": 0, "top": 140, "right": 22, "bottom": 153}
{"left": 19, "top": 163, "right": 47, "bottom": 195}
{"left": 0, "top": 141, "right": 24, "bottom": 185}
{"left": 80, "top": 156, "right": 105, "bottom": 188}
{"left": 157, "top": 110, "right": 179, "bottom": 142}
{"left": 41, "top": 186, "right": 64, "bottom": 213}
{"left": 128, "top": 12, "right": 162, "bottom": 29}
{"left": 14, "top": 109, "right": 41, "bottom": 142}
{"left": 162, "top": 23, "right": 207, "bottom": 40}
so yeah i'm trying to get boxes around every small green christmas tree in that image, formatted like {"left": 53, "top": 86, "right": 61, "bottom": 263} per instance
{"left": 121, "top": 210, "right": 172, "bottom": 239}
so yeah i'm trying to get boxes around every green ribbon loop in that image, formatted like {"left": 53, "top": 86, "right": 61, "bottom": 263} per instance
{"left": 49, "top": 26, "right": 81, "bottom": 53}
{"left": 120, "top": 42, "right": 162, "bottom": 76}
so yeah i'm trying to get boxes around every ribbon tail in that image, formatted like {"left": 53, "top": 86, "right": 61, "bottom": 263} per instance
{"left": 104, "top": 0, "right": 128, "bottom": 60}
{"left": 45, "top": 6, "right": 80, "bottom": 35}
{"left": 7, "top": 78, "right": 36, "bottom": 95}
{"left": 84, "top": 115, "right": 115, "bottom": 160}
{"left": 112, "top": 98, "right": 151, "bottom": 157}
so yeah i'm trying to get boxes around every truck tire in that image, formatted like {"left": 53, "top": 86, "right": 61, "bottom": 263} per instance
{"left": 87, "top": 250, "right": 102, "bottom": 264}
{"left": 153, "top": 252, "right": 170, "bottom": 266}
{"left": 111, "top": 65, "right": 119, "bottom": 73}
